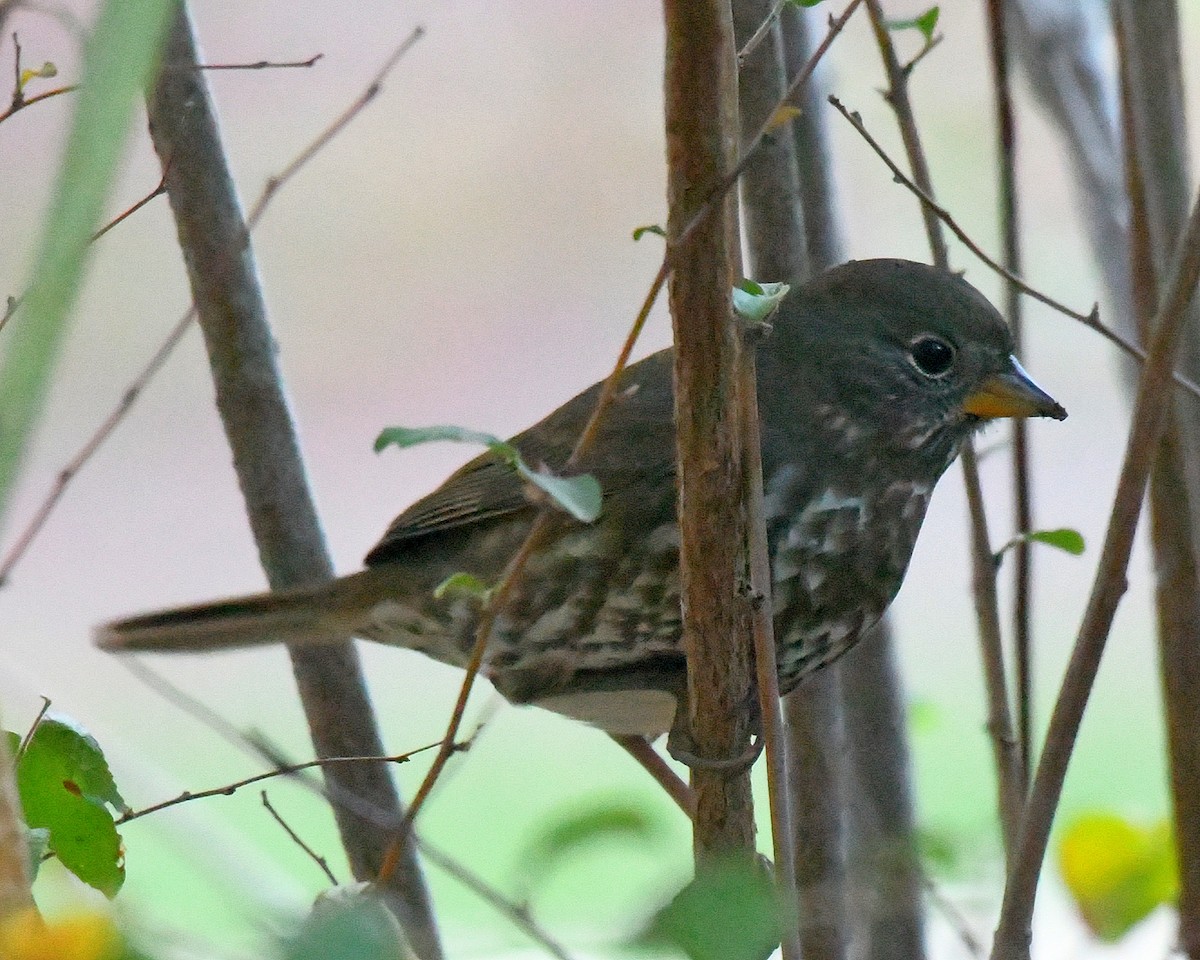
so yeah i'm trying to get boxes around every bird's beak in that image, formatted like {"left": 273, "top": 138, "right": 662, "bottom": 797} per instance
{"left": 963, "top": 357, "right": 1067, "bottom": 421}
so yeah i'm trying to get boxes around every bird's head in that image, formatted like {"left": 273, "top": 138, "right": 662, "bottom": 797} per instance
{"left": 766, "top": 258, "right": 1066, "bottom": 475}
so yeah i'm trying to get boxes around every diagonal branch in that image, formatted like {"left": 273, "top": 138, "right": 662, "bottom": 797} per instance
{"left": 145, "top": 8, "right": 440, "bottom": 956}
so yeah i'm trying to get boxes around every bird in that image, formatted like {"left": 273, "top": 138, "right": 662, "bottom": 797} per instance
{"left": 97, "top": 258, "right": 1066, "bottom": 740}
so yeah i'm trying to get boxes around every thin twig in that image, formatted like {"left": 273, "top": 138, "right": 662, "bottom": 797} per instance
{"left": 920, "top": 871, "right": 985, "bottom": 959}
{"left": 191, "top": 54, "right": 322, "bottom": 71}
{"left": 984, "top": 0, "right": 1034, "bottom": 793}
{"left": 261, "top": 790, "right": 339, "bottom": 885}
{"left": 0, "top": 27, "right": 424, "bottom": 585}
{"left": 991, "top": 188, "right": 1200, "bottom": 960}
{"left": 828, "top": 94, "right": 1200, "bottom": 403}
{"left": 15, "top": 695, "right": 50, "bottom": 756}
{"left": 0, "top": 82, "right": 77, "bottom": 124}
{"left": 737, "top": 0, "right": 788, "bottom": 65}
{"left": 91, "top": 170, "right": 169, "bottom": 242}
{"left": 611, "top": 735, "right": 696, "bottom": 819}
{"left": 115, "top": 742, "right": 441, "bottom": 826}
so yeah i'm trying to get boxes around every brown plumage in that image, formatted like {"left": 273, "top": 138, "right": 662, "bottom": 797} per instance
{"left": 96, "top": 259, "right": 1066, "bottom": 737}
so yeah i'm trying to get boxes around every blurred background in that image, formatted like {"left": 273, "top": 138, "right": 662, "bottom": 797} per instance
{"left": 0, "top": 1, "right": 1192, "bottom": 956}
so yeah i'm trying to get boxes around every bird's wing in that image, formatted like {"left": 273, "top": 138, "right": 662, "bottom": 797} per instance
{"left": 365, "top": 349, "right": 677, "bottom": 565}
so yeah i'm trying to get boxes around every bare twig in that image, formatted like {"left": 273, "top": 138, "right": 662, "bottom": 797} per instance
{"left": 611, "top": 735, "right": 695, "bottom": 819}
{"left": 15, "top": 695, "right": 50, "bottom": 756}
{"left": 984, "top": 0, "right": 1034, "bottom": 791}
{"left": 0, "top": 27, "right": 424, "bottom": 583}
{"left": 828, "top": 95, "right": 1200, "bottom": 404}
{"left": 991, "top": 188, "right": 1200, "bottom": 960}
{"left": 737, "top": 0, "right": 788, "bottom": 65}
{"left": 261, "top": 791, "right": 339, "bottom": 885}
{"left": 90, "top": 171, "right": 169, "bottom": 242}
{"left": 115, "top": 742, "right": 441, "bottom": 826}
{"left": 0, "top": 82, "right": 76, "bottom": 124}
{"left": 192, "top": 54, "right": 322, "bottom": 71}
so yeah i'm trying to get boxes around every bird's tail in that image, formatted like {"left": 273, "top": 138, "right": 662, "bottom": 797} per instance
{"left": 95, "top": 582, "right": 351, "bottom": 653}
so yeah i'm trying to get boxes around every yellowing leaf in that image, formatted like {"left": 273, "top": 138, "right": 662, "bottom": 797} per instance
{"left": 1057, "top": 812, "right": 1176, "bottom": 942}
{"left": 766, "top": 104, "right": 802, "bottom": 133}
{"left": 0, "top": 908, "right": 122, "bottom": 960}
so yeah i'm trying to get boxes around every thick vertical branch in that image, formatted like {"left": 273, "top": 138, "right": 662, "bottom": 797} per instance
{"left": 146, "top": 9, "right": 441, "bottom": 957}
{"left": 663, "top": 0, "right": 757, "bottom": 858}
{"left": 1113, "top": 3, "right": 1200, "bottom": 954}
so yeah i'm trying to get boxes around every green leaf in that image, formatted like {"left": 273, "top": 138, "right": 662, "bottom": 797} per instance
{"left": 0, "top": 0, "right": 176, "bottom": 525}
{"left": 16, "top": 715, "right": 127, "bottom": 896}
{"left": 908, "top": 698, "right": 941, "bottom": 734}
{"left": 279, "top": 884, "right": 408, "bottom": 960}
{"left": 638, "top": 855, "right": 790, "bottom": 960}
{"left": 633, "top": 224, "right": 666, "bottom": 241}
{"left": 789, "top": 0, "right": 827, "bottom": 7}
{"left": 374, "top": 424, "right": 505, "bottom": 455}
{"left": 1026, "top": 527, "right": 1086, "bottom": 556}
{"left": 1058, "top": 812, "right": 1176, "bottom": 942}
{"left": 517, "top": 466, "right": 603, "bottom": 523}
{"left": 376, "top": 424, "right": 603, "bottom": 523}
{"left": 520, "top": 799, "right": 662, "bottom": 893}
{"left": 433, "top": 572, "right": 493, "bottom": 602}
{"left": 886, "top": 6, "right": 940, "bottom": 41}
{"left": 732, "top": 280, "right": 790, "bottom": 324}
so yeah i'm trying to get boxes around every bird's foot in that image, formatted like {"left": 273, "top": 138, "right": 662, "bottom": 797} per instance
{"left": 666, "top": 730, "right": 764, "bottom": 777}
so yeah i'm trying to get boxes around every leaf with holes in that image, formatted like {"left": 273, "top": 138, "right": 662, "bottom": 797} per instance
{"left": 16, "top": 716, "right": 127, "bottom": 896}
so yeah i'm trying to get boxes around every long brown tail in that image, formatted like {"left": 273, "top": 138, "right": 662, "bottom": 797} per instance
{"left": 95, "top": 583, "right": 347, "bottom": 653}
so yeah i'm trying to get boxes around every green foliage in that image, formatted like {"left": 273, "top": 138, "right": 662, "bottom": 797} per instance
{"left": 0, "top": 0, "right": 176, "bottom": 521}
{"left": 433, "top": 572, "right": 493, "bottom": 602}
{"left": 995, "top": 526, "right": 1086, "bottom": 566}
{"left": 788, "top": 0, "right": 827, "bottom": 8}
{"left": 633, "top": 224, "right": 666, "bottom": 241}
{"left": 638, "top": 855, "right": 790, "bottom": 960}
{"left": 732, "top": 280, "right": 790, "bottom": 324}
{"left": 375, "top": 425, "right": 603, "bottom": 522}
{"left": 1058, "top": 812, "right": 1176, "bottom": 942}
{"left": 277, "top": 885, "right": 408, "bottom": 960}
{"left": 517, "top": 798, "right": 663, "bottom": 899}
{"left": 9, "top": 715, "right": 128, "bottom": 897}
{"left": 886, "top": 6, "right": 940, "bottom": 42}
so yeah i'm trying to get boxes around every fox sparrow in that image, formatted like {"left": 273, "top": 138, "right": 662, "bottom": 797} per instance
{"left": 98, "top": 259, "right": 1065, "bottom": 738}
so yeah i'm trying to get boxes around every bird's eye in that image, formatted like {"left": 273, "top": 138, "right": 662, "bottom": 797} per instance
{"left": 908, "top": 336, "right": 956, "bottom": 378}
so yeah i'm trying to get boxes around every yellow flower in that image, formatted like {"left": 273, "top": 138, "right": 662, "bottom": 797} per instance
{"left": 0, "top": 907, "right": 122, "bottom": 960}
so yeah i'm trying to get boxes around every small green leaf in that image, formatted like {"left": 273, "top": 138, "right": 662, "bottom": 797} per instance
{"left": 633, "top": 224, "right": 666, "bottom": 241}
{"left": 789, "top": 0, "right": 826, "bottom": 7}
{"left": 1027, "top": 527, "right": 1086, "bottom": 556}
{"left": 17, "top": 715, "right": 126, "bottom": 896}
{"left": 374, "top": 424, "right": 504, "bottom": 455}
{"left": 732, "top": 279, "right": 790, "bottom": 323}
{"left": 886, "top": 6, "right": 940, "bottom": 41}
{"left": 517, "top": 466, "right": 602, "bottom": 523}
{"left": 433, "top": 572, "right": 492, "bottom": 602}
{"left": 638, "top": 855, "right": 790, "bottom": 960}
{"left": 279, "top": 884, "right": 407, "bottom": 960}
{"left": 377, "top": 424, "right": 602, "bottom": 523}
{"left": 19, "top": 61, "right": 58, "bottom": 90}
{"left": 1058, "top": 812, "right": 1176, "bottom": 942}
